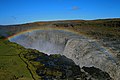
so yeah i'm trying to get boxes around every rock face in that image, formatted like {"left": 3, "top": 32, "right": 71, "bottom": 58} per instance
{"left": 63, "top": 38, "right": 120, "bottom": 80}
{"left": 9, "top": 30, "right": 120, "bottom": 79}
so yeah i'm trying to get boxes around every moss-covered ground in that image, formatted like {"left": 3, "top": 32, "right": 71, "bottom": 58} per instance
{"left": 0, "top": 37, "right": 34, "bottom": 80}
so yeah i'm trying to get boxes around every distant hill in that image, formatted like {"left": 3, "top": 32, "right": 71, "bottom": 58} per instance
{"left": 0, "top": 18, "right": 120, "bottom": 37}
{"left": 1, "top": 18, "right": 120, "bottom": 27}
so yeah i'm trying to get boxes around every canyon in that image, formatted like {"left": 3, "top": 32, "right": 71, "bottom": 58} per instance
{"left": 9, "top": 29, "right": 120, "bottom": 80}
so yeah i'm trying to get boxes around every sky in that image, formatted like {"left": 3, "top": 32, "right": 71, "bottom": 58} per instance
{"left": 0, "top": 0, "right": 120, "bottom": 25}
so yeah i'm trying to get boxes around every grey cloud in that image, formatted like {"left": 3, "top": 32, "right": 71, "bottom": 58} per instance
{"left": 72, "top": 6, "right": 79, "bottom": 10}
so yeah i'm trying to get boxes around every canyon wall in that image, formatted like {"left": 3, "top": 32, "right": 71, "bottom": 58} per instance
{"left": 63, "top": 38, "right": 120, "bottom": 80}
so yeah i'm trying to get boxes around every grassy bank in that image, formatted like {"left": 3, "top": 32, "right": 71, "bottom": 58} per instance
{"left": 0, "top": 37, "right": 34, "bottom": 80}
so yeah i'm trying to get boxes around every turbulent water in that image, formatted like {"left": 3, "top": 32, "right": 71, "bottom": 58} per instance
{"left": 9, "top": 30, "right": 120, "bottom": 80}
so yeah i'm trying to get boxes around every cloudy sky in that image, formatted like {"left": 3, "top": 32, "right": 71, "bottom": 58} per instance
{"left": 0, "top": 0, "right": 120, "bottom": 25}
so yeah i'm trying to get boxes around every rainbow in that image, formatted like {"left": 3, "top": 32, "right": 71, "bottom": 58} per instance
{"left": 7, "top": 27, "right": 81, "bottom": 40}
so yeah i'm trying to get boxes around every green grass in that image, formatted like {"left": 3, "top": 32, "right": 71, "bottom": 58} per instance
{"left": 0, "top": 39, "right": 33, "bottom": 80}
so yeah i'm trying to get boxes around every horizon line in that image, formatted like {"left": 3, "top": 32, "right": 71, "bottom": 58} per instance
{"left": 1, "top": 17, "right": 120, "bottom": 26}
